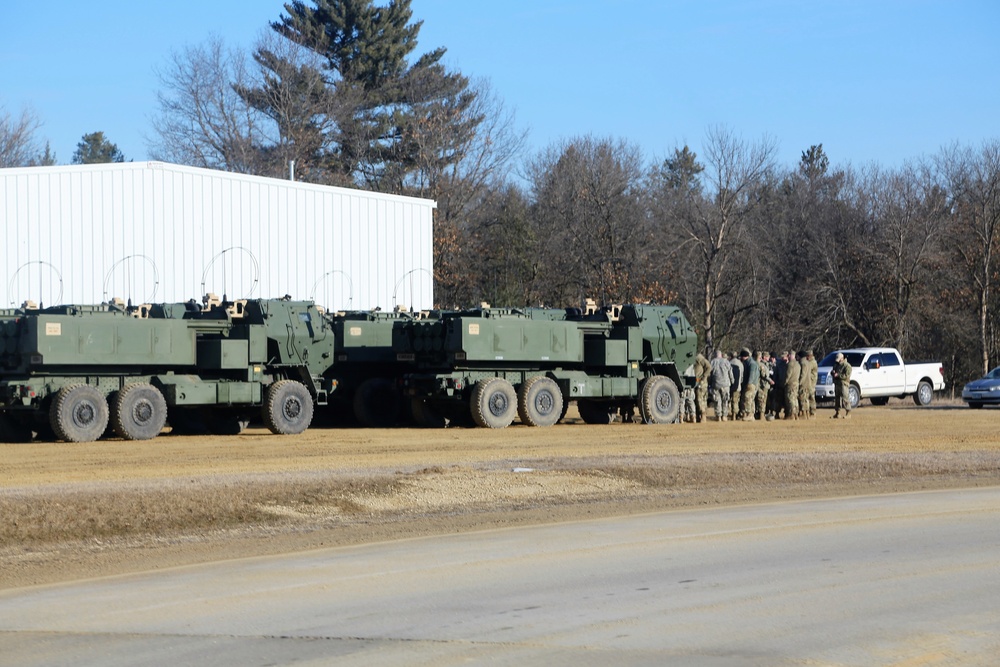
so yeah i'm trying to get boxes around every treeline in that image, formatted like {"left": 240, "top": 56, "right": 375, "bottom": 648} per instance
{"left": 4, "top": 0, "right": 999, "bottom": 388}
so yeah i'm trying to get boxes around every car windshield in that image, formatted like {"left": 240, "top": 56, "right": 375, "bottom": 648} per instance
{"left": 819, "top": 352, "right": 866, "bottom": 367}
{"left": 986, "top": 366, "right": 1000, "bottom": 379}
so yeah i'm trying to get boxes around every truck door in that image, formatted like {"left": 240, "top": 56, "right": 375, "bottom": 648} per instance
{"left": 879, "top": 350, "right": 906, "bottom": 394}
{"left": 866, "top": 350, "right": 906, "bottom": 396}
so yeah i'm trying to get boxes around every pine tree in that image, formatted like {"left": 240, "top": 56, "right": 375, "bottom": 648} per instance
{"left": 244, "top": 0, "right": 479, "bottom": 191}
{"left": 72, "top": 131, "right": 125, "bottom": 164}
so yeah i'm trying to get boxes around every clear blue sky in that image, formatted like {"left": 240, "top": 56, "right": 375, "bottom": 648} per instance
{"left": 2, "top": 0, "right": 997, "bottom": 171}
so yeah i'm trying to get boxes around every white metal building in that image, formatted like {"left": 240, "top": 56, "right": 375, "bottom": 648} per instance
{"left": 0, "top": 161, "right": 435, "bottom": 311}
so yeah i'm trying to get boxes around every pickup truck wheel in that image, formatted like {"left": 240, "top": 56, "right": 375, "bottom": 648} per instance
{"left": 639, "top": 376, "right": 680, "bottom": 424}
{"left": 517, "top": 376, "right": 563, "bottom": 427}
{"left": 113, "top": 383, "right": 168, "bottom": 441}
{"left": 848, "top": 384, "right": 861, "bottom": 410}
{"left": 471, "top": 377, "right": 516, "bottom": 428}
{"left": 913, "top": 381, "right": 934, "bottom": 406}
{"left": 264, "top": 380, "right": 314, "bottom": 435}
{"left": 50, "top": 384, "right": 109, "bottom": 443}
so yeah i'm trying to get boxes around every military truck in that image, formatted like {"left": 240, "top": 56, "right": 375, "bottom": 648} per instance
{"left": 400, "top": 303, "right": 698, "bottom": 428}
{"left": 0, "top": 297, "right": 336, "bottom": 442}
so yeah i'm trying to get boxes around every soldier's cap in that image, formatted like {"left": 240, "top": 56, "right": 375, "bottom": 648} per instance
{"left": 806, "top": 349, "right": 814, "bottom": 357}
{"left": 780, "top": 350, "right": 788, "bottom": 356}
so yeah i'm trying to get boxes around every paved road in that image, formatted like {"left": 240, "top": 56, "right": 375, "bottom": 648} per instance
{"left": 2, "top": 488, "right": 999, "bottom": 666}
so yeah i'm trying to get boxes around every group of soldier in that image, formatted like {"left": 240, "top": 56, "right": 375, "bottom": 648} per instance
{"left": 683, "top": 348, "right": 846, "bottom": 423}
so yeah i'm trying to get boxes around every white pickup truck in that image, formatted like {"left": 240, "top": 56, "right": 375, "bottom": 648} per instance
{"left": 815, "top": 348, "right": 945, "bottom": 409}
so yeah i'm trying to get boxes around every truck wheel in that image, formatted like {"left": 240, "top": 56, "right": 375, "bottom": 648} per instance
{"left": 204, "top": 411, "right": 250, "bottom": 436}
{"left": 577, "top": 399, "right": 615, "bottom": 424}
{"left": 353, "top": 378, "right": 401, "bottom": 427}
{"left": 471, "top": 377, "right": 516, "bottom": 428}
{"left": 848, "top": 384, "right": 861, "bottom": 410}
{"left": 913, "top": 381, "right": 933, "bottom": 406}
{"left": 517, "top": 376, "right": 563, "bottom": 427}
{"left": 0, "top": 413, "right": 33, "bottom": 443}
{"left": 411, "top": 398, "right": 448, "bottom": 428}
{"left": 113, "top": 383, "right": 167, "bottom": 441}
{"left": 638, "top": 376, "right": 680, "bottom": 424}
{"left": 263, "top": 380, "right": 314, "bottom": 435}
{"left": 50, "top": 384, "right": 109, "bottom": 443}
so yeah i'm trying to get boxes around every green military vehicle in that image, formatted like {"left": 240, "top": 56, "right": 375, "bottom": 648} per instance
{"left": 0, "top": 297, "right": 336, "bottom": 442}
{"left": 400, "top": 303, "right": 698, "bottom": 428}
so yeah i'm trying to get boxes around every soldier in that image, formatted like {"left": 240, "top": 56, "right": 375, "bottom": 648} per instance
{"left": 756, "top": 351, "right": 772, "bottom": 420}
{"left": 729, "top": 352, "right": 743, "bottom": 420}
{"left": 710, "top": 350, "right": 734, "bottom": 421}
{"left": 692, "top": 353, "right": 712, "bottom": 423}
{"left": 832, "top": 352, "right": 853, "bottom": 419}
{"left": 802, "top": 349, "right": 819, "bottom": 418}
{"left": 770, "top": 351, "right": 788, "bottom": 418}
{"left": 740, "top": 348, "right": 759, "bottom": 422}
{"left": 784, "top": 350, "right": 801, "bottom": 420}
{"left": 797, "top": 350, "right": 811, "bottom": 418}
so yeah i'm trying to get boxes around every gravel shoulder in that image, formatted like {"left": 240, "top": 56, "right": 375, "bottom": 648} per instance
{"left": 3, "top": 401, "right": 999, "bottom": 590}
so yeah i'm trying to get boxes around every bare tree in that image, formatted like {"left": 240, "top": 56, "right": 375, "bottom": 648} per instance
{"left": 939, "top": 140, "right": 1000, "bottom": 375}
{"left": 0, "top": 105, "right": 44, "bottom": 167}
{"left": 652, "top": 127, "right": 777, "bottom": 350}
{"left": 527, "top": 136, "right": 647, "bottom": 305}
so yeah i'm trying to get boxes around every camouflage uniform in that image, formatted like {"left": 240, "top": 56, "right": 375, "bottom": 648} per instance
{"left": 797, "top": 351, "right": 811, "bottom": 418}
{"left": 784, "top": 351, "right": 801, "bottom": 420}
{"left": 756, "top": 352, "right": 772, "bottom": 419}
{"left": 803, "top": 350, "right": 819, "bottom": 417}
{"left": 729, "top": 353, "right": 743, "bottom": 420}
{"left": 740, "top": 349, "right": 759, "bottom": 421}
{"left": 709, "top": 351, "right": 734, "bottom": 421}
{"left": 832, "top": 353, "right": 853, "bottom": 418}
{"left": 693, "top": 353, "right": 712, "bottom": 423}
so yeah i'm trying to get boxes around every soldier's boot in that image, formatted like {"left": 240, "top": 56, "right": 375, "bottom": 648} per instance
{"left": 831, "top": 412, "right": 840, "bottom": 419}
{"left": 843, "top": 411, "right": 851, "bottom": 419}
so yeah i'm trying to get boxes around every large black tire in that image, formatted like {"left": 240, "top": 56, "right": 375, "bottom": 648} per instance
{"left": 112, "top": 383, "right": 168, "bottom": 441}
{"left": 353, "top": 378, "right": 402, "bottom": 428}
{"left": 471, "top": 377, "right": 517, "bottom": 428}
{"left": 263, "top": 380, "right": 314, "bottom": 435}
{"left": 913, "top": 381, "right": 933, "bottom": 406}
{"left": 0, "top": 413, "right": 33, "bottom": 443}
{"left": 517, "top": 376, "right": 563, "bottom": 427}
{"left": 577, "top": 399, "right": 616, "bottom": 424}
{"left": 204, "top": 411, "right": 250, "bottom": 436}
{"left": 168, "top": 407, "right": 210, "bottom": 435}
{"left": 411, "top": 398, "right": 448, "bottom": 428}
{"left": 49, "top": 384, "right": 109, "bottom": 443}
{"left": 638, "top": 376, "right": 680, "bottom": 424}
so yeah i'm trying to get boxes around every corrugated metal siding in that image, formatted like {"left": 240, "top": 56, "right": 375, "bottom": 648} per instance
{"left": 0, "top": 162, "right": 435, "bottom": 310}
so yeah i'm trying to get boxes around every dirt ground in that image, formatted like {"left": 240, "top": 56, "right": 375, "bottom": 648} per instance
{"left": 3, "top": 400, "right": 1000, "bottom": 590}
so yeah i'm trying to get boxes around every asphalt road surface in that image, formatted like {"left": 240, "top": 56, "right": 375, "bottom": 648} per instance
{"left": 1, "top": 488, "right": 998, "bottom": 667}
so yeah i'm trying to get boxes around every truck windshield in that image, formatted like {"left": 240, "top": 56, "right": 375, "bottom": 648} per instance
{"left": 819, "top": 352, "right": 866, "bottom": 367}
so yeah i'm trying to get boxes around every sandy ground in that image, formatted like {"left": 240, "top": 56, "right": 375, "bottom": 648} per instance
{"left": 3, "top": 400, "right": 1000, "bottom": 589}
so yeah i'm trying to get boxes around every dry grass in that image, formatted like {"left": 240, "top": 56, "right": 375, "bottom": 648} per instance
{"left": 0, "top": 476, "right": 402, "bottom": 548}
{"left": 6, "top": 450, "right": 1000, "bottom": 550}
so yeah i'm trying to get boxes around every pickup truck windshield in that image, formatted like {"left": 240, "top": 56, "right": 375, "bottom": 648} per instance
{"left": 819, "top": 352, "right": 866, "bottom": 367}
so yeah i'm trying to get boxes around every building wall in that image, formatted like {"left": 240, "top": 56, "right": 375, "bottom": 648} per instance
{"left": 0, "top": 161, "right": 435, "bottom": 310}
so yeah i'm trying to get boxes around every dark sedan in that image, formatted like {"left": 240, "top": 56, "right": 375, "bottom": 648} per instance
{"left": 962, "top": 366, "right": 1000, "bottom": 408}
